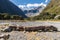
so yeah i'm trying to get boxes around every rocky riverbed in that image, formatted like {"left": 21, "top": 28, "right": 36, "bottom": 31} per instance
{"left": 0, "top": 31, "right": 60, "bottom": 40}
{"left": 0, "top": 21, "right": 60, "bottom": 31}
{"left": 10, "top": 32, "right": 60, "bottom": 40}
{"left": 9, "top": 31, "right": 60, "bottom": 40}
{"left": 0, "top": 21, "right": 60, "bottom": 40}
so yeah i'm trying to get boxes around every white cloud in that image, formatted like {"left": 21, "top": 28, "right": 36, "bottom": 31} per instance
{"left": 18, "top": 3, "right": 46, "bottom": 8}
{"left": 45, "top": 0, "right": 48, "bottom": 2}
{"left": 26, "top": 3, "right": 46, "bottom": 7}
{"left": 18, "top": 5, "right": 26, "bottom": 8}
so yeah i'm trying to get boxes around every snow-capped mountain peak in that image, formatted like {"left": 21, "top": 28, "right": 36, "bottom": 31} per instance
{"left": 18, "top": 3, "right": 46, "bottom": 17}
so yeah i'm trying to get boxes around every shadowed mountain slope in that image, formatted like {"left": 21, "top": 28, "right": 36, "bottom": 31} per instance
{"left": 0, "top": 0, "right": 27, "bottom": 18}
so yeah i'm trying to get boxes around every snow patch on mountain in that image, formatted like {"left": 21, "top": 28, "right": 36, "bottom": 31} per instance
{"left": 25, "top": 5, "right": 46, "bottom": 17}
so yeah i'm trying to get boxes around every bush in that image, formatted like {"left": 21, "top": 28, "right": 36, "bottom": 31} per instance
{"left": 26, "top": 12, "right": 57, "bottom": 20}
{"left": 0, "top": 13, "right": 24, "bottom": 20}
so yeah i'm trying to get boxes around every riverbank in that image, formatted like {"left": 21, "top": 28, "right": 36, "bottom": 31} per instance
{"left": 0, "top": 20, "right": 60, "bottom": 22}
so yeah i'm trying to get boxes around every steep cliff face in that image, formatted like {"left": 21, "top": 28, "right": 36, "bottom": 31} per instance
{"left": 0, "top": 0, "right": 27, "bottom": 18}
{"left": 42, "top": 0, "right": 60, "bottom": 14}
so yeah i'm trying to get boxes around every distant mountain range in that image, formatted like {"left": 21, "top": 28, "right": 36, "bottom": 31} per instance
{"left": 23, "top": 5, "right": 46, "bottom": 17}
{"left": 0, "top": 0, "right": 27, "bottom": 18}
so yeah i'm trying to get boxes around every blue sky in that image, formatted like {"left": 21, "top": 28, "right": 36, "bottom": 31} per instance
{"left": 10, "top": 0, "right": 50, "bottom": 10}
{"left": 10, "top": 0, "right": 50, "bottom": 5}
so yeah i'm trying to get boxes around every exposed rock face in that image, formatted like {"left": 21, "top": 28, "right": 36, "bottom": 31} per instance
{"left": 0, "top": 0, "right": 27, "bottom": 18}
